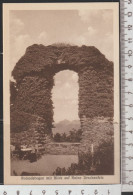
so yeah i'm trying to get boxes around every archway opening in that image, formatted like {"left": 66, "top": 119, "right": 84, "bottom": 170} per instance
{"left": 52, "top": 70, "right": 82, "bottom": 142}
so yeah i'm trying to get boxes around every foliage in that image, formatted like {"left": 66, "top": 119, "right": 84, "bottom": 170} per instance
{"left": 10, "top": 44, "right": 114, "bottom": 136}
{"left": 12, "top": 44, "right": 112, "bottom": 82}
{"left": 53, "top": 138, "right": 114, "bottom": 175}
{"left": 53, "top": 133, "right": 62, "bottom": 142}
{"left": 53, "top": 129, "right": 83, "bottom": 142}
{"left": 94, "top": 139, "right": 114, "bottom": 175}
{"left": 51, "top": 43, "right": 72, "bottom": 47}
{"left": 10, "top": 109, "right": 47, "bottom": 134}
{"left": 11, "top": 76, "right": 54, "bottom": 133}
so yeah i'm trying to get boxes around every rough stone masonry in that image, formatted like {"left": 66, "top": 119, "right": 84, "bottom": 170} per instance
{"left": 11, "top": 44, "right": 114, "bottom": 150}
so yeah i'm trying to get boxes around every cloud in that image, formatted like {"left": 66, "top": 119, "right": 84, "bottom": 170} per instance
{"left": 87, "top": 26, "right": 96, "bottom": 36}
{"left": 78, "top": 9, "right": 113, "bottom": 26}
{"left": 78, "top": 9, "right": 113, "bottom": 37}
{"left": 10, "top": 13, "right": 48, "bottom": 73}
{"left": 69, "top": 10, "right": 113, "bottom": 60}
{"left": 74, "top": 26, "right": 96, "bottom": 45}
{"left": 99, "top": 32, "right": 113, "bottom": 60}
{"left": 70, "top": 29, "right": 113, "bottom": 60}
{"left": 37, "top": 31, "right": 47, "bottom": 44}
{"left": 10, "top": 30, "right": 47, "bottom": 72}
{"left": 64, "top": 82, "right": 71, "bottom": 89}
{"left": 10, "top": 14, "right": 31, "bottom": 72}
{"left": 52, "top": 71, "right": 79, "bottom": 114}
{"left": 10, "top": 33, "right": 32, "bottom": 72}
{"left": 78, "top": 10, "right": 100, "bottom": 22}
{"left": 10, "top": 14, "right": 24, "bottom": 36}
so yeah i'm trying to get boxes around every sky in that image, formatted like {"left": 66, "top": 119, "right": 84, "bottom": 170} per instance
{"left": 10, "top": 9, "right": 113, "bottom": 122}
{"left": 52, "top": 70, "right": 79, "bottom": 122}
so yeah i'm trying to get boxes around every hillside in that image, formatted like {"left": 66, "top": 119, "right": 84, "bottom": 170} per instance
{"left": 52, "top": 120, "right": 80, "bottom": 135}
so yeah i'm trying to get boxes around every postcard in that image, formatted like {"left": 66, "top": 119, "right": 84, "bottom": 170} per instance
{"left": 3, "top": 2, "right": 120, "bottom": 184}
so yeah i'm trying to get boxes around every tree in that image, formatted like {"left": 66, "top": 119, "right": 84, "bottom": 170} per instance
{"left": 62, "top": 133, "right": 67, "bottom": 142}
{"left": 54, "top": 133, "right": 61, "bottom": 142}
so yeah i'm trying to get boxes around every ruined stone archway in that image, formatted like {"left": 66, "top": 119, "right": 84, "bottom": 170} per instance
{"left": 11, "top": 44, "right": 114, "bottom": 149}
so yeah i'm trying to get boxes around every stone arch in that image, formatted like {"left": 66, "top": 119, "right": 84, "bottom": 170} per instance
{"left": 11, "top": 44, "right": 114, "bottom": 148}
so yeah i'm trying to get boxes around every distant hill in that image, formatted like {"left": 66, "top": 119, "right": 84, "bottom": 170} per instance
{"left": 52, "top": 120, "right": 80, "bottom": 135}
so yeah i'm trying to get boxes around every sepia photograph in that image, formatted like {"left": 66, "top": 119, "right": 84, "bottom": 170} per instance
{"left": 3, "top": 3, "right": 120, "bottom": 184}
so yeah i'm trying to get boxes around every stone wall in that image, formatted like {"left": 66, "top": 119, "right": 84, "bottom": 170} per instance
{"left": 45, "top": 143, "right": 80, "bottom": 155}
{"left": 11, "top": 44, "right": 114, "bottom": 148}
{"left": 80, "top": 117, "right": 114, "bottom": 153}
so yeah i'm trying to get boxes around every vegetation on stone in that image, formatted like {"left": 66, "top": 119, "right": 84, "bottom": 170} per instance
{"left": 53, "top": 138, "right": 114, "bottom": 175}
{"left": 10, "top": 43, "right": 114, "bottom": 168}
{"left": 10, "top": 44, "right": 113, "bottom": 138}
